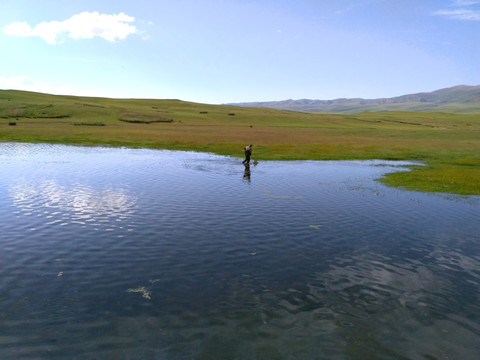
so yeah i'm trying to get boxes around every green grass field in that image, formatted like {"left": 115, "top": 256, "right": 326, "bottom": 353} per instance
{"left": 1, "top": 90, "right": 480, "bottom": 195}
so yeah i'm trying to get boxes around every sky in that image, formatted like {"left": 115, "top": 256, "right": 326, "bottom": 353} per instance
{"left": 0, "top": 0, "right": 479, "bottom": 104}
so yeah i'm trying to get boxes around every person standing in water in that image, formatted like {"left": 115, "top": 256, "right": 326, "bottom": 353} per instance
{"left": 243, "top": 144, "right": 253, "bottom": 164}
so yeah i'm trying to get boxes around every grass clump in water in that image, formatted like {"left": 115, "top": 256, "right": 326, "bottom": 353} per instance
{"left": 127, "top": 286, "right": 151, "bottom": 300}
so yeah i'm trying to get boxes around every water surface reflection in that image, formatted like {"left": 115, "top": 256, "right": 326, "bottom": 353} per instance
{"left": 0, "top": 143, "right": 479, "bottom": 359}
{"left": 10, "top": 179, "right": 136, "bottom": 226}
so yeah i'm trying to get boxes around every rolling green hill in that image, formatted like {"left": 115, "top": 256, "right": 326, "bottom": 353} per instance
{"left": 229, "top": 85, "right": 480, "bottom": 113}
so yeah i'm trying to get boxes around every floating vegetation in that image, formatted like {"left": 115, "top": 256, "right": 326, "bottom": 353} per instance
{"left": 127, "top": 286, "right": 151, "bottom": 300}
{"left": 309, "top": 224, "right": 322, "bottom": 229}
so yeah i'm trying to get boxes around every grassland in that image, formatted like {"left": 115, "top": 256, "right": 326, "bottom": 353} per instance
{"left": 1, "top": 90, "right": 480, "bottom": 195}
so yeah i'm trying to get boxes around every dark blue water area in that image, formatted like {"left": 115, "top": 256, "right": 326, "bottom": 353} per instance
{"left": 1, "top": 142, "right": 479, "bottom": 359}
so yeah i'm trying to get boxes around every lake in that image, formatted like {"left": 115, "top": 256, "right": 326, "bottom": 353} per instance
{"left": 0, "top": 142, "right": 479, "bottom": 359}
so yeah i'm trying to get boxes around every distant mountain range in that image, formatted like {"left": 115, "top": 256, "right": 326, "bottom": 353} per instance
{"left": 228, "top": 85, "right": 480, "bottom": 113}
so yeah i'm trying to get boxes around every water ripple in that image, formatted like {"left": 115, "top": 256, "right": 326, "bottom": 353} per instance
{"left": 9, "top": 178, "right": 137, "bottom": 230}
{"left": 1, "top": 143, "right": 480, "bottom": 359}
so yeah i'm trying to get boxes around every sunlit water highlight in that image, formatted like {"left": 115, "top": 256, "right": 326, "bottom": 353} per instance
{"left": 0, "top": 143, "right": 479, "bottom": 359}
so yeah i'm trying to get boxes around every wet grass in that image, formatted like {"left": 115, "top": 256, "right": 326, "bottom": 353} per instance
{"left": 1, "top": 90, "right": 480, "bottom": 195}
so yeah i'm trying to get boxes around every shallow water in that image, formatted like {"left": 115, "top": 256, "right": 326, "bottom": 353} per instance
{"left": 1, "top": 142, "right": 479, "bottom": 359}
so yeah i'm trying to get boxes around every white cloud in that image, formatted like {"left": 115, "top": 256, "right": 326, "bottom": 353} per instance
{"left": 435, "top": 8, "right": 480, "bottom": 20}
{"left": 0, "top": 75, "right": 107, "bottom": 97}
{"left": 2, "top": 21, "right": 32, "bottom": 36}
{"left": 0, "top": 74, "right": 160, "bottom": 99}
{"left": 2, "top": 11, "right": 140, "bottom": 44}
{"left": 453, "top": 0, "right": 480, "bottom": 5}
{"left": 435, "top": 0, "right": 480, "bottom": 21}
{"left": 0, "top": 75, "right": 36, "bottom": 89}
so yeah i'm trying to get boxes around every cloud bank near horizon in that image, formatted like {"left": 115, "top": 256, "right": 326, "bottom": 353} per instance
{"left": 435, "top": 0, "right": 480, "bottom": 20}
{"left": 2, "top": 11, "right": 140, "bottom": 44}
{"left": 0, "top": 75, "right": 110, "bottom": 98}
{"left": 435, "top": 8, "right": 480, "bottom": 20}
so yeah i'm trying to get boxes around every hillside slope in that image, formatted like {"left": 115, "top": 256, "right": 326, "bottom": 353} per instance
{"left": 229, "top": 85, "right": 480, "bottom": 113}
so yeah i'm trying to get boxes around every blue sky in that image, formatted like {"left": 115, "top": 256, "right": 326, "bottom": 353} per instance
{"left": 0, "top": 0, "right": 479, "bottom": 104}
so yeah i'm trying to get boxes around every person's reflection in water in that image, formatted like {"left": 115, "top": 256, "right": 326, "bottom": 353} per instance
{"left": 243, "top": 163, "right": 251, "bottom": 181}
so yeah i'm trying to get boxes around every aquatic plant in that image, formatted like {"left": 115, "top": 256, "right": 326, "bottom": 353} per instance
{"left": 127, "top": 286, "right": 151, "bottom": 300}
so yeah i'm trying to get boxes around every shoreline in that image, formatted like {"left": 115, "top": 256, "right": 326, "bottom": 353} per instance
{"left": 2, "top": 90, "right": 479, "bottom": 195}
{"left": 4, "top": 139, "right": 479, "bottom": 196}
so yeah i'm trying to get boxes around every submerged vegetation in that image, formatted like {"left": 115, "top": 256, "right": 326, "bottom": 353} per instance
{"left": 1, "top": 90, "right": 480, "bottom": 195}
